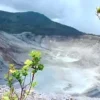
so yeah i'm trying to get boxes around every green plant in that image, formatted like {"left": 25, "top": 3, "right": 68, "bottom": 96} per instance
{"left": 96, "top": 7, "right": 100, "bottom": 19}
{"left": 2, "top": 51, "right": 44, "bottom": 100}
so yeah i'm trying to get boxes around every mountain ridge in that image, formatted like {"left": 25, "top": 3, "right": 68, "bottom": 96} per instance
{"left": 0, "top": 10, "right": 84, "bottom": 37}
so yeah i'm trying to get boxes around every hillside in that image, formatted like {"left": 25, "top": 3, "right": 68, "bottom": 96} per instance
{"left": 0, "top": 10, "right": 84, "bottom": 37}
{"left": 0, "top": 32, "right": 100, "bottom": 99}
{"left": 1, "top": 10, "right": 100, "bottom": 99}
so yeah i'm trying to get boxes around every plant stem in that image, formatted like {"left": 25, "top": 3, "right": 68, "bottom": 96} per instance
{"left": 14, "top": 91, "right": 19, "bottom": 100}
{"left": 24, "top": 74, "right": 34, "bottom": 100}
{"left": 23, "top": 76, "right": 26, "bottom": 87}
{"left": 19, "top": 80, "right": 24, "bottom": 100}
{"left": 21, "top": 76, "right": 26, "bottom": 100}
{"left": 20, "top": 87, "right": 24, "bottom": 100}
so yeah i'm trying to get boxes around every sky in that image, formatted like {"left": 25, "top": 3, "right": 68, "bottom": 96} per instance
{"left": 0, "top": 0, "right": 100, "bottom": 34}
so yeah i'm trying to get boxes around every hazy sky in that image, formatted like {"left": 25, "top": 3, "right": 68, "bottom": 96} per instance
{"left": 0, "top": 0, "right": 100, "bottom": 34}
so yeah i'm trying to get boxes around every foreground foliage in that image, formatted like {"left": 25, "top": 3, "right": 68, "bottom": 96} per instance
{"left": 2, "top": 51, "right": 44, "bottom": 100}
{"left": 96, "top": 7, "right": 100, "bottom": 19}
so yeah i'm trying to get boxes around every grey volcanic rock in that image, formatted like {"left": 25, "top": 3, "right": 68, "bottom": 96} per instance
{"left": 0, "top": 56, "right": 8, "bottom": 84}
{"left": 1, "top": 32, "right": 100, "bottom": 98}
{"left": 1, "top": 85, "right": 100, "bottom": 100}
{"left": 0, "top": 32, "right": 47, "bottom": 84}
{"left": 86, "top": 88, "right": 100, "bottom": 97}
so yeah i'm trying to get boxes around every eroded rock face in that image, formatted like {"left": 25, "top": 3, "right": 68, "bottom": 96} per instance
{"left": 0, "top": 56, "right": 8, "bottom": 84}
{"left": 1, "top": 32, "right": 100, "bottom": 97}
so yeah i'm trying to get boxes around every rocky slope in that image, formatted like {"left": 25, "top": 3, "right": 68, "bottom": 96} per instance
{"left": 0, "top": 10, "right": 100, "bottom": 100}
{"left": 0, "top": 32, "right": 100, "bottom": 100}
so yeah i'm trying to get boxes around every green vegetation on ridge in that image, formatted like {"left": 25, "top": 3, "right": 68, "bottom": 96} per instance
{"left": 0, "top": 10, "right": 83, "bottom": 37}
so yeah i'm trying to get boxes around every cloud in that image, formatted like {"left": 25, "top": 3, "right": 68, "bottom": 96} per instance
{"left": 0, "top": 0, "right": 100, "bottom": 34}
{"left": 0, "top": 4, "right": 18, "bottom": 12}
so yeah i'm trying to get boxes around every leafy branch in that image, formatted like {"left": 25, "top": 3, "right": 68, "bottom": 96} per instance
{"left": 2, "top": 51, "right": 44, "bottom": 100}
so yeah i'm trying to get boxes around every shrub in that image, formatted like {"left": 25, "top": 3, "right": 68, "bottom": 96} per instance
{"left": 96, "top": 7, "right": 100, "bottom": 19}
{"left": 1, "top": 51, "right": 44, "bottom": 100}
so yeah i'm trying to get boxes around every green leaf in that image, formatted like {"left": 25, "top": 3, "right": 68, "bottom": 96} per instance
{"left": 32, "top": 82, "right": 37, "bottom": 87}
{"left": 24, "top": 59, "right": 32, "bottom": 65}
{"left": 18, "top": 79, "right": 23, "bottom": 84}
{"left": 9, "top": 64, "right": 15, "bottom": 69}
{"left": 2, "top": 96, "right": 10, "bottom": 100}
{"left": 32, "top": 70, "right": 37, "bottom": 74}
{"left": 9, "top": 76, "right": 13, "bottom": 81}
{"left": 30, "top": 51, "right": 41, "bottom": 58}
{"left": 4, "top": 92, "right": 10, "bottom": 96}
{"left": 22, "top": 65, "right": 29, "bottom": 71}
{"left": 21, "top": 69, "right": 28, "bottom": 76}
{"left": 38, "top": 64, "right": 44, "bottom": 70}
{"left": 97, "top": 7, "right": 100, "bottom": 13}
{"left": 4, "top": 74, "right": 8, "bottom": 79}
